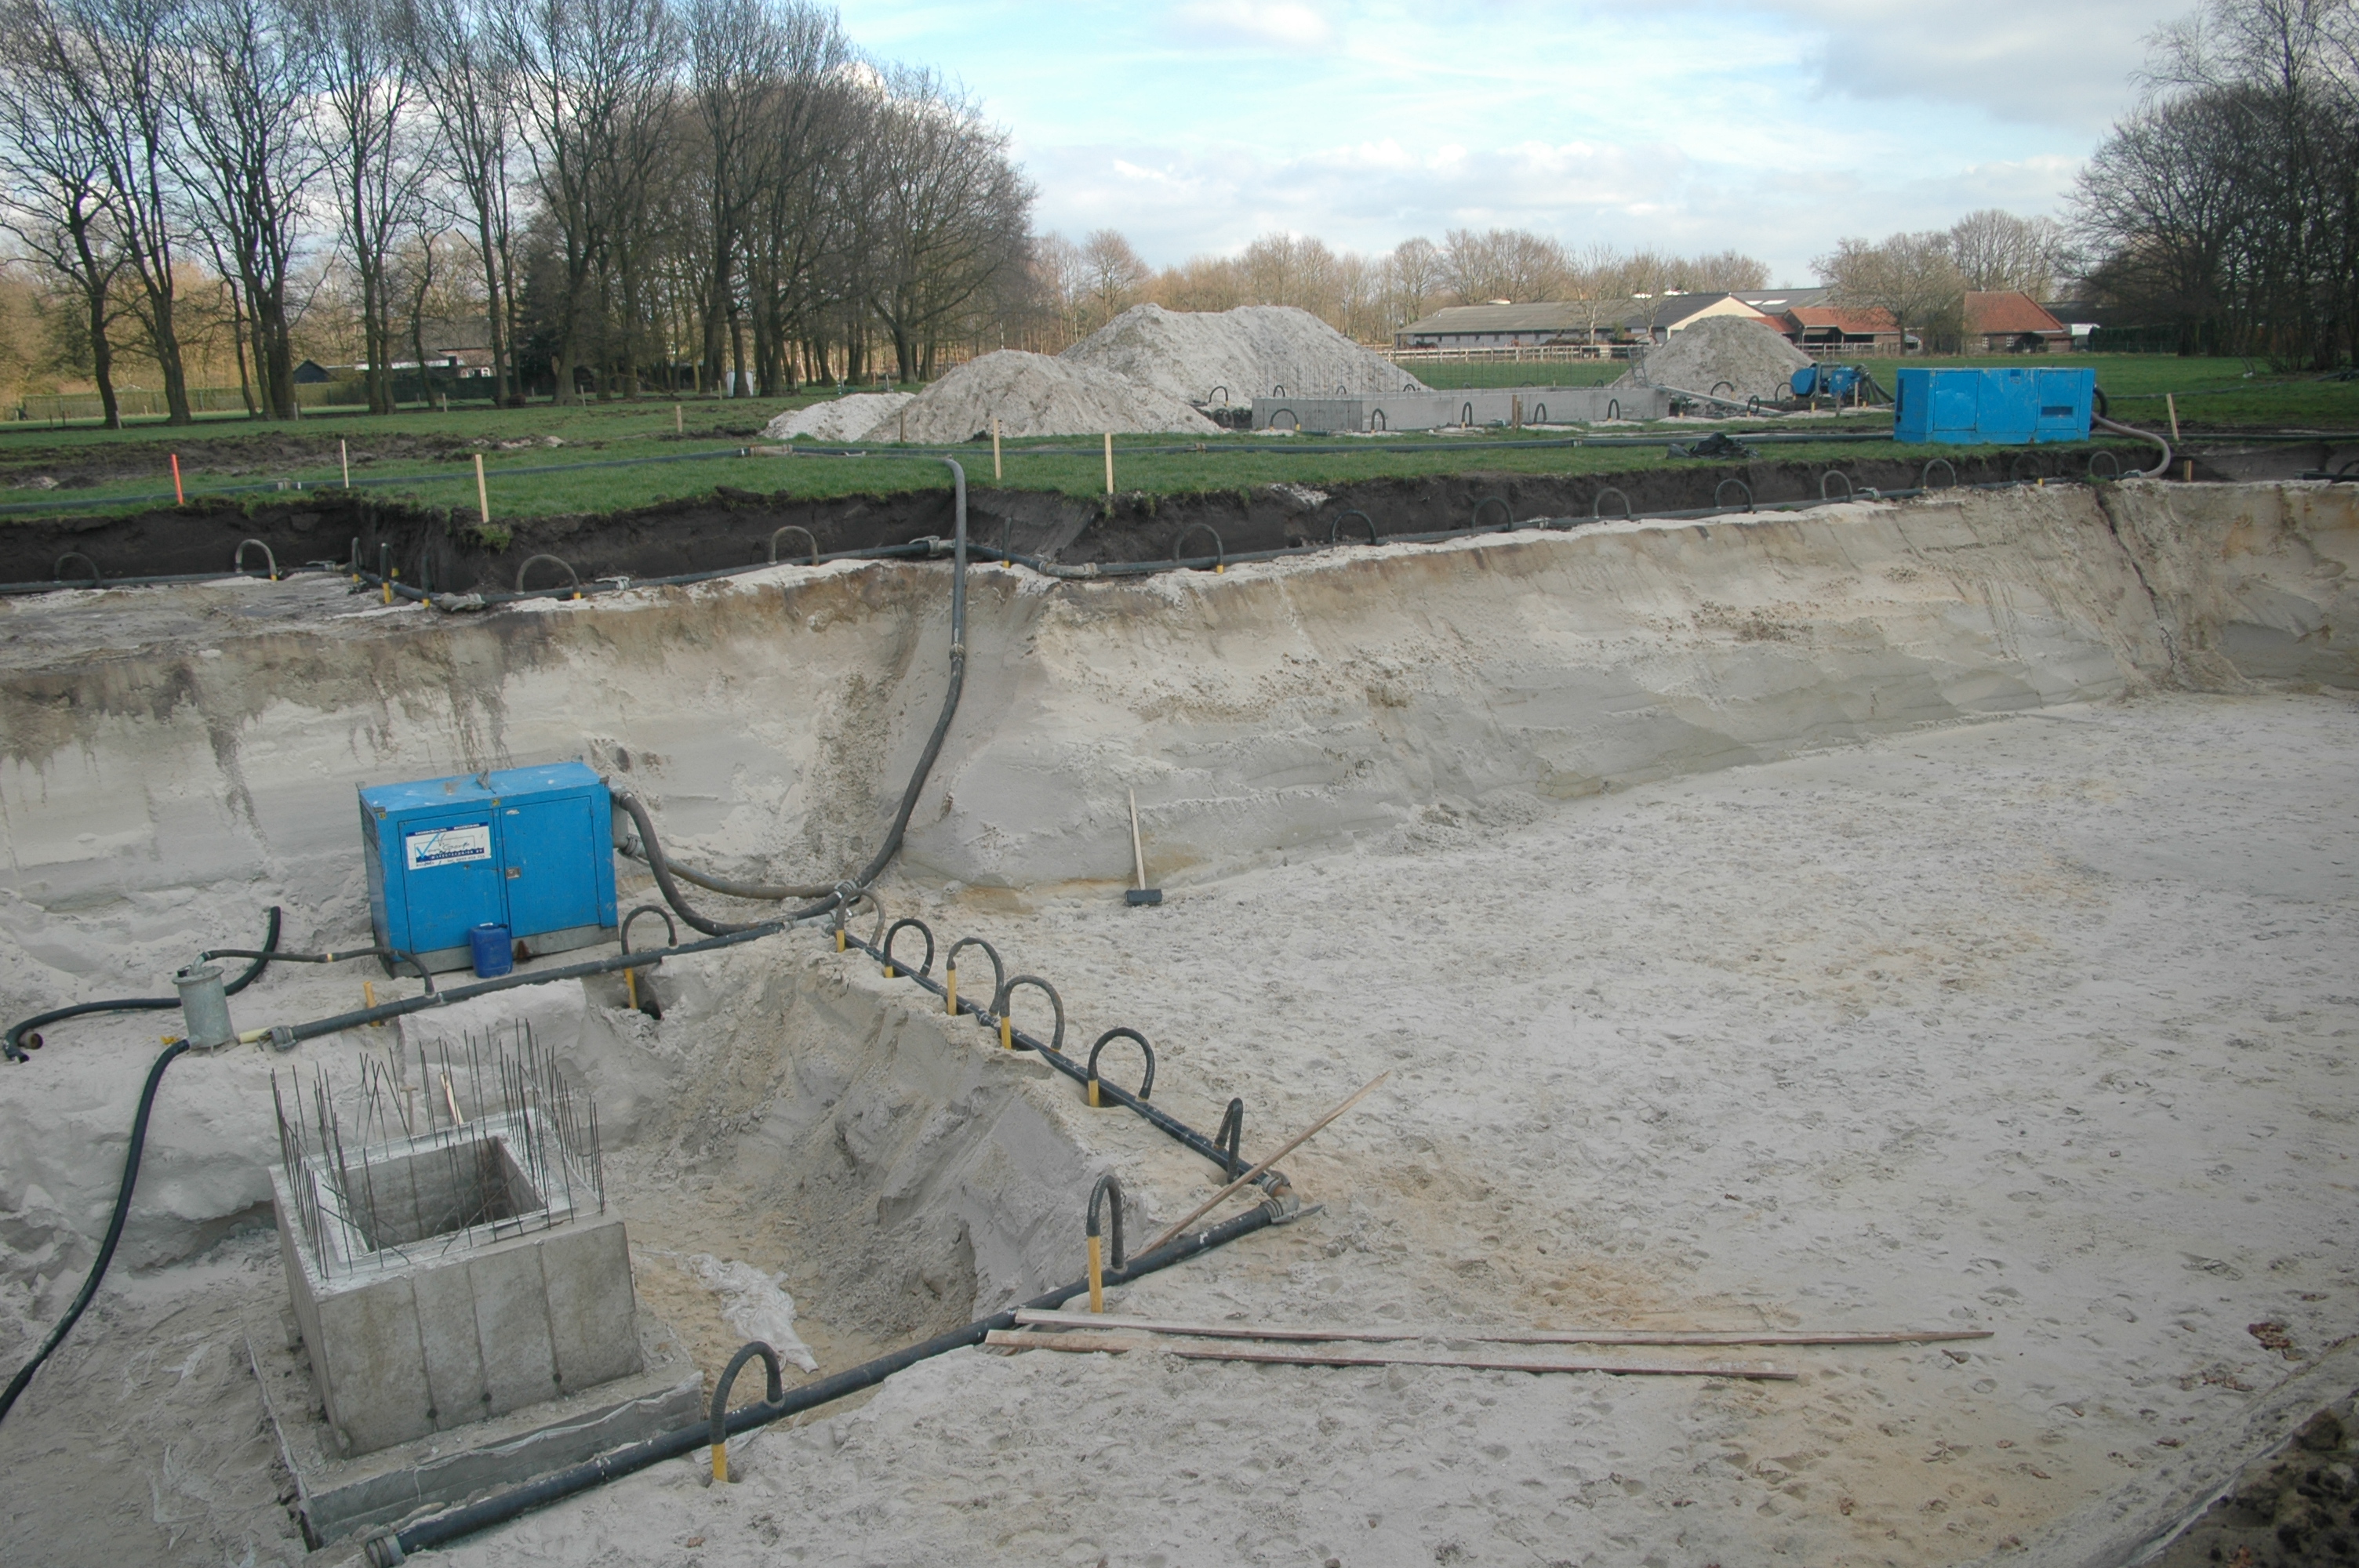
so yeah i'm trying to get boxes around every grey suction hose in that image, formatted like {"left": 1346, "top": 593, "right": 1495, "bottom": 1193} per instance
{"left": 365, "top": 1195, "right": 1289, "bottom": 1563}
{"left": 619, "top": 457, "right": 969, "bottom": 935}
{"left": 2094, "top": 415, "right": 2172, "bottom": 477}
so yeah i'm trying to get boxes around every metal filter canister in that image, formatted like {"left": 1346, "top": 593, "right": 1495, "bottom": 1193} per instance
{"left": 175, "top": 963, "right": 234, "bottom": 1050}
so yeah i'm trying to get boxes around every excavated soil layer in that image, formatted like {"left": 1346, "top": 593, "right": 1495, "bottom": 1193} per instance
{"left": 4, "top": 449, "right": 2121, "bottom": 591}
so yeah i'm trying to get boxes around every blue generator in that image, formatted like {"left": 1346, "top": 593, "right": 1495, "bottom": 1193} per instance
{"left": 360, "top": 761, "right": 618, "bottom": 974}
{"left": 1894, "top": 366, "right": 2094, "bottom": 445}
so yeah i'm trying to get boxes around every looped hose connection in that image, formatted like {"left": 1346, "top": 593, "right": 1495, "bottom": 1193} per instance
{"left": 767, "top": 525, "right": 820, "bottom": 566}
{"left": 1819, "top": 470, "right": 1854, "bottom": 502}
{"left": 1591, "top": 487, "right": 1632, "bottom": 521}
{"left": 1085, "top": 1173, "right": 1125, "bottom": 1312}
{"left": 1328, "top": 509, "right": 1378, "bottom": 546}
{"left": 1471, "top": 495, "right": 1511, "bottom": 532}
{"left": 944, "top": 936, "right": 1004, "bottom": 1018}
{"left": 1173, "top": 521, "right": 1224, "bottom": 572}
{"left": 881, "top": 917, "right": 934, "bottom": 979}
{"left": 1085, "top": 1027, "right": 1155, "bottom": 1108}
{"left": 1714, "top": 478, "right": 1754, "bottom": 512}
{"left": 234, "top": 539, "right": 279, "bottom": 580}
{"left": 993, "top": 975, "right": 1064, "bottom": 1053}
{"left": 515, "top": 554, "right": 580, "bottom": 595}
{"left": 1215, "top": 1098, "right": 1245, "bottom": 1176}
{"left": 1920, "top": 457, "right": 1958, "bottom": 491}
{"left": 52, "top": 551, "right": 100, "bottom": 588}
{"left": 708, "top": 1341, "right": 785, "bottom": 1483}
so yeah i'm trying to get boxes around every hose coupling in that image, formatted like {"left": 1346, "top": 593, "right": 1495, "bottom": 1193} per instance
{"left": 266, "top": 1025, "right": 298, "bottom": 1052}
{"left": 362, "top": 1528, "right": 407, "bottom": 1566}
{"left": 948, "top": 642, "right": 966, "bottom": 659}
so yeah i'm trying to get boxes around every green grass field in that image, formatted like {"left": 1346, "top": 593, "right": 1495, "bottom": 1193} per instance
{"left": 0, "top": 349, "right": 2335, "bottom": 525}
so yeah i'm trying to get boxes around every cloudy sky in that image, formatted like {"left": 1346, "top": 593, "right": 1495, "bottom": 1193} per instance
{"left": 833, "top": 0, "right": 2193, "bottom": 285}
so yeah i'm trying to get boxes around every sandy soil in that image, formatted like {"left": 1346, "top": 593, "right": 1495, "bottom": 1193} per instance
{"left": 9, "top": 689, "right": 2344, "bottom": 1566}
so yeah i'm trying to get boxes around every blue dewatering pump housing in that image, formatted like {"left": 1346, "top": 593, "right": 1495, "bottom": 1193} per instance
{"left": 360, "top": 760, "right": 618, "bottom": 974}
{"left": 1893, "top": 366, "right": 2094, "bottom": 445}
{"left": 1790, "top": 364, "right": 1863, "bottom": 400}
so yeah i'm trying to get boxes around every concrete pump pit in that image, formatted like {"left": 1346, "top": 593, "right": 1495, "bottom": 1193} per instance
{"left": 0, "top": 477, "right": 2354, "bottom": 1566}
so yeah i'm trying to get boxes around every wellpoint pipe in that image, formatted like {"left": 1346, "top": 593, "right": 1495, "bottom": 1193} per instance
{"left": 364, "top": 1198, "right": 1292, "bottom": 1563}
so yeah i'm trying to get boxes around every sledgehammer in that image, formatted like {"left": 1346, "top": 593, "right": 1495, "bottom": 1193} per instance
{"left": 1125, "top": 789, "right": 1161, "bottom": 906}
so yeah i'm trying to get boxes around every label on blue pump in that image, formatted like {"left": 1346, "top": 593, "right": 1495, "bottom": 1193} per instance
{"left": 405, "top": 823, "right": 492, "bottom": 870}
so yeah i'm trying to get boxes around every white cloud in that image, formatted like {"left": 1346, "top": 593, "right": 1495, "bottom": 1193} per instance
{"left": 1168, "top": 0, "right": 1337, "bottom": 52}
{"left": 1754, "top": 0, "right": 2184, "bottom": 129}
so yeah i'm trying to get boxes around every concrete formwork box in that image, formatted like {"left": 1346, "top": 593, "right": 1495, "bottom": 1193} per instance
{"left": 270, "top": 1030, "right": 638, "bottom": 1457}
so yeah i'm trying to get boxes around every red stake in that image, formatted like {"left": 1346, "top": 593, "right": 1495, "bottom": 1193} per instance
{"left": 170, "top": 453, "right": 184, "bottom": 506}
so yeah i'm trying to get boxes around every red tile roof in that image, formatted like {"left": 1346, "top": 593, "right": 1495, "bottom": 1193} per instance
{"left": 1784, "top": 306, "right": 1899, "bottom": 334}
{"left": 1964, "top": 292, "right": 2066, "bottom": 336}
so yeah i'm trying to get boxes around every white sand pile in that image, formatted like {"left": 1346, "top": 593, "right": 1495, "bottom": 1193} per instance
{"left": 1061, "top": 303, "right": 1427, "bottom": 405}
{"left": 861, "top": 350, "right": 1219, "bottom": 442}
{"left": 1616, "top": 314, "right": 1809, "bottom": 405}
{"left": 762, "top": 392, "right": 913, "bottom": 442}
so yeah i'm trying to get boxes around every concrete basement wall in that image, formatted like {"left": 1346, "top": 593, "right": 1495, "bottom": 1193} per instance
{"left": 0, "top": 482, "right": 2350, "bottom": 931}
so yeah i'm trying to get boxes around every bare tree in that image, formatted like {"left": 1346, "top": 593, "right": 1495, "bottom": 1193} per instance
{"left": 314, "top": 0, "right": 423, "bottom": 413}
{"left": 1948, "top": 209, "right": 2067, "bottom": 296}
{"left": 0, "top": 0, "right": 128, "bottom": 425}
{"left": 44, "top": 0, "right": 198, "bottom": 422}
{"left": 172, "top": 0, "right": 319, "bottom": 419}
{"left": 409, "top": 0, "right": 521, "bottom": 402}
{"left": 1816, "top": 231, "right": 1966, "bottom": 350}
{"left": 1080, "top": 227, "right": 1146, "bottom": 330}
{"left": 853, "top": 68, "right": 1030, "bottom": 383}
{"left": 501, "top": 0, "right": 678, "bottom": 400}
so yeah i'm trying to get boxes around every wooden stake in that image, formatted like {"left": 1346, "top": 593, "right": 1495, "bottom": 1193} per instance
{"left": 992, "top": 416, "right": 1001, "bottom": 481}
{"left": 981, "top": 1330, "right": 1794, "bottom": 1380}
{"left": 1012, "top": 1309, "right": 1994, "bottom": 1348}
{"left": 2166, "top": 392, "right": 2181, "bottom": 441}
{"left": 170, "top": 452, "right": 184, "bottom": 505}
{"left": 674, "top": 402, "right": 683, "bottom": 434}
{"left": 1140, "top": 1070, "right": 1390, "bottom": 1256}
{"left": 340, "top": 438, "right": 350, "bottom": 488}
{"left": 1103, "top": 431, "right": 1114, "bottom": 495}
{"left": 474, "top": 452, "right": 490, "bottom": 524}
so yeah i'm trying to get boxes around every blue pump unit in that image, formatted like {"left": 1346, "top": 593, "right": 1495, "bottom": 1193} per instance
{"left": 1790, "top": 364, "right": 1863, "bottom": 401}
{"left": 360, "top": 761, "right": 618, "bottom": 974}
{"left": 1893, "top": 366, "right": 2093, "bottom": 445}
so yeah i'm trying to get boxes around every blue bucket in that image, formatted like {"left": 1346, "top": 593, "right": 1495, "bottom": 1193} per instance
{"left": 469, "top": 922, "right": 514, "bottom": 978}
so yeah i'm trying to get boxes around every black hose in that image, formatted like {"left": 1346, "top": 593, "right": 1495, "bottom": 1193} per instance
{"left": 0, "top": 1038, "right": 190, "bottom": 1425}
{"left": 375, "top": 1198, "right": 1285, "bottom": 1560}
{"left": 620, "top": 458, "right": 969, "bottom": 936}
{"left": 5, "top": 907, "right": 282, "bottom": 1064}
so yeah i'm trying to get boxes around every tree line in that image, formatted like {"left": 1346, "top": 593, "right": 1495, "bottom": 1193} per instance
{"left": 1812, "top": 209, "right": 2071, "bottom": 350}
{"left": 2077, "top": 0, "right": 2357, "bottom": 365}
{"left": 0, "top": 0, "right": 1033, "bottom": 426}
{"left": 1020, "top": 227, "right": 1771, "bottom": 352}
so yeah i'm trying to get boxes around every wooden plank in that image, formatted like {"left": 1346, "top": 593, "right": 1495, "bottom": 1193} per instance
{"left": 1012, "top": 1308, "right": 1991, "bottom": 1348}
{"left": 983, "top": 1329, "right": 1792, "bottom": 1380}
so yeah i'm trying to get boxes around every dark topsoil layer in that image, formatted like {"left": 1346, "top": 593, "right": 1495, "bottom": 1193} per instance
{"left": 0, "top": 447, "right": 2197, "bottom": 595}
{"left": 2150, "top": 1396, "right": 2357, "bottom": 1568}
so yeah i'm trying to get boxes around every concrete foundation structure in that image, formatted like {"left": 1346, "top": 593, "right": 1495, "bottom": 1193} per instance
{"left": 271, "top": 1109, "right": 641, "bottom": 1457}
{"left": 1252, "top": 385, "right": 1670, "bottom": 431}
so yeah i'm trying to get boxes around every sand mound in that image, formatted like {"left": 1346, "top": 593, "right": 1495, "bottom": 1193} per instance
{"left": 763, "top": 393, "right": 914, "bottom": 442}
{"left": 861, "top": 350, "right": 1219, "bottom": 442}
{"left": 1615, "top": 314, "right": 1809, "bottom": 405}
{"left": 1061, "top": 303, "right": 1427, "bottom": 406}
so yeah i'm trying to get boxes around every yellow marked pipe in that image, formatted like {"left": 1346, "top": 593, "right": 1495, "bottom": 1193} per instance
{"left": 362, "top": 978, "right": 378, "bottom": 1022}
{"left": 882, "top": 964, "right": 895, "bottom": 978}
{"left": 711, "top": 1443, "right": 728, "bottom": 1483}
{"left": 945, "top": 967, "right": 958, "bottom": 1015}
{"left": 999, "top": 1016, "right": 1012, "bottom": 1051}
{"left": 1087, "top": 1234, "right": 1104, "bottom": 1312}
{"left": 835, "top": 928, "right": 845, "bottom": 953}
{"left": 1088, "top": 1078, "right": 1100, "bottom": 1108}
{"left": 624, "top": 967, "right": 637, "bottom": 1010}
